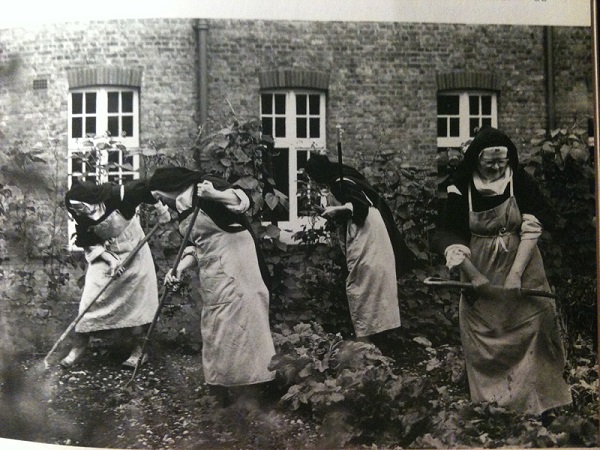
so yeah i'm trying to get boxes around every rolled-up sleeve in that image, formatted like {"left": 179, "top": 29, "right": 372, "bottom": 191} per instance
{"left": 444, "top": 244, "right": 472, "bottom": 270}
{"left": 226, "top": 188, "right": 250, "bottom": 213}
{"left": 520, "top": 213, "right": 543, "bottom": 240}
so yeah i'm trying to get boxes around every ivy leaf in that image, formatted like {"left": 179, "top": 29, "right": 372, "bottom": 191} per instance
{"left": 215, "top": 137, "right": 230, "bottom": 149}
{"left": 234, "top": 177, "right": 258, "bottom": 190}
{"left": 264, "top": 224, "right": 281, "bottom": 239}
{"left": 265, "top": 193, "right": 279, "bottom": 210}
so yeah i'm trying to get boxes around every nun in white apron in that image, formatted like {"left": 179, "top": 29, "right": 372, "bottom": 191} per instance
{"left": 62, "top": 180, "right": 161, "bottom": 369}
{"left": 433, "top": 127, "right": 571, "bottom": 415}
{"left": 147, "top": 167, "right": 275, "bottom": 405}
{"left": 304, "top": 154, "right": 420, "bottom": 344}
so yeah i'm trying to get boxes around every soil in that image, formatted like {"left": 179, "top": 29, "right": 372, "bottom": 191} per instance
{"left": 1, "top": 343, "right": 322, "bottom": 450}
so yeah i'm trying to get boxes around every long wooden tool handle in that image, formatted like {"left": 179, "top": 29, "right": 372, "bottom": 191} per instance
{"left": 44, "top": 222, "right": 161, "bottom": 368}
{"left": 126, "top": 205, "right": 202, "bottom": 385}
{"left": 336, "top": 125, "right": 344, "bottom": 196}
{"left": 423, "top": 277, "right": 557, "bottom": 299}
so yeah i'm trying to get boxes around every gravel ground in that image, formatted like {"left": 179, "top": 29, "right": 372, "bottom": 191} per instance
{"left": 1, "top": 345, "right": 323, "bottom": 449}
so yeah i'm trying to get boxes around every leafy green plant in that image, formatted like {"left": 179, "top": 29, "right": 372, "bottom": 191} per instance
{"left": 192, "top": 119, "right": 286, "bottom": 221}
{"left": 269, "top": 322, "right": 401, "bottom": 446}
{"left": 523, "top": 123, "right": 597, "bottom": 345}
{"left": 0, "top": 131, "right": 80, "bottom": 354}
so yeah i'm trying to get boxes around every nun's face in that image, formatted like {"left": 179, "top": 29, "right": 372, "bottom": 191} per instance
{"left": 68, "top": 201, "right": 94, "bottom": 216}
{"left": 476, "top": 148, "right": 510, "bottom": 181}
{"left": 150, "top": 190, "right": 177, "bottom": 209}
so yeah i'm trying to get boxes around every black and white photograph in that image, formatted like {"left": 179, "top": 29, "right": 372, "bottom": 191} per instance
{"left": 0, "top": 1, "right": 597, "bottom": 448}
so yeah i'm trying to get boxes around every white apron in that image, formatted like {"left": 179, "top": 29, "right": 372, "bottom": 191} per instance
{"left": 180, "top": 209, "right": 276, "bottom": 386}
{"left": 76, "top": 213, "right": 159, "bottom": 333}
{"left": 344, "top": 206, "right": 401, "bottom": 337}
{"left": 460, "top": 181, "right": 572, "bottom": 415}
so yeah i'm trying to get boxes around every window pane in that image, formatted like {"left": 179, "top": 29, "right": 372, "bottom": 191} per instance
{"left": 470, "top": 118, "right": 480, "bottom": 136}
{"left": 469, "top": 96, "right": 479, "bottom": 115}
{"left": 482, "top": 117, "right": 492, "bottom": 128}
{"left": 122, "top": 174, "right": 135, "bottom": 182}
{"left": 274, "top": 94, "right": 286, "bottom": 114}
{"left": 272, "top": 149, "right": 289, "bottom": 197}
{"left": 121, "top": 92, "right": 133, "bottom": 113}
{"left": 72, "top": 93, "right": 83, "bottom": 114}
{"left": 297, "top": 150, "right": 310, "bottom": 217}
{"left": 296, "top": 95, "right": 307, "bottom": 115}
{"left": 261, "top": 94, "right": 273, "bottom": 114}
{"left": 124, "top": 155, "right": 134, "bottom": 165}
{"left": 263, "top": 147, "right": 289, "bottom": 222}
{"left": 108, "top": 92, "right": 119, "bottom": 113}
{"left": 481, "top": 96, "right": 492, "bottom": 115}
{"left": 85, "top": 93, "right": 96, "bottom": 113}
{"left": 449, "top": 118, "right": 460, "bottom": 137}
{"left": 309, "top": 95, "right": 320, "bottom": 115}
{"left": 84, "top": 157, "right": 97, "bottom": 174}
{"left": 108, "top": 116, "right": 119, "bottom": 137}
{"left": 86, "top": 174, "right": 98, "bottom": 184}
{"left": 108, "top": 174, "right": 120, "bottom": 183}
{"left": 72, "top": 117, "right": 83, "bottom": 138}
{"left": 85, "top": 117, "right": 96, "bottom": 136}
{"left": 108, "top": 150, "right": 120, "bottom": 163}
{"left": 275, "top": 117, "right": 286, "bottom": 138}
{"left": 309, "top": 118, "right": 320, "bottom": 138}
{"left": 437, "top": 118, "right": 447, "bottom": 137}
{"left": 71, "top": 154, "right": 84, "bottom": 172}
{"left": 72, "top": 174, "right": 86, "bottom": 184}
{"left": 262, "top": 117, "right": 273, "bottom": 136}
{"left": 297, "top": 150, "right": 308, "bottom": 168}
{"left": 122, "top": 116, "right": 133, "bottom": 137}
{"left": 437, "top": 95, "right": 459, "bottom": 115}
{"left": 296, "top": 118, "right": 307, "bottom": 138}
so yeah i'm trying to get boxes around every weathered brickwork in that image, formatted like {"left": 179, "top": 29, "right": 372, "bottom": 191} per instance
{"left": 0, "top": 19, "right": 198, "bottom": 159}
{"left": 0, "top": 18, "right": 593, "bottom": 169}
{"left": 205, "top": 20, "right": 593, "bottom": 164}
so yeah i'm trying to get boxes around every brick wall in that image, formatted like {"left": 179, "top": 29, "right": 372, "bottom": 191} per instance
{"left": 0, "top": 18, "right": 593, "bottom": 169}
{"left": 205, "top": 20, "right": 593, "bottom": 165}
{"left": 0, "top": 19, "right": 198, "bottom": 157}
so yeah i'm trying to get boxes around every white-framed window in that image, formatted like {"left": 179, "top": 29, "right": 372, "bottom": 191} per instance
{"left": 260, "top": 90, "right": 326, "bottom": 233}
{"left": 68, "top": 87, "right": 140, "bottom": 185}
{"left": 437, "top": 91, "right": 498, "bottom": 149}
{"left": 67, "top": 87, "right": 141, "bottom": 248}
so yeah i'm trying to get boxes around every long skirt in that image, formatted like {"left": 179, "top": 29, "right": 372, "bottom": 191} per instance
{"left": 345, "top": 206, "right": 401, "bottom": 337}
{"left": 181, "top": 211, "right": 276, "bottom": 386}
{"left": 76, "top": 218, "right": 158, "bottom": 333}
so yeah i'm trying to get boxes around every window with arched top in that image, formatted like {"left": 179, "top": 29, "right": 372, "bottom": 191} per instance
{"left": 259, "top": 70, "right": 329, "bottom": 234}
{"left": 67, "top": 67, "right": 142, "bottom": 186}
{"left": 66, "top": 67, "right": 143, "bottom": 249}
{"left": 436, "top": 72, "right": 500, "bottom": 150}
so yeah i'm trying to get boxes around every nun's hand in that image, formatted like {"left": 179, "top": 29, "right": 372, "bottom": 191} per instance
{"left": 164, "top": 269, "right": 181, "bottom": 291}
{"left": 196, "top": 180, "right": 218, "bottom": 199}
{"left": 154, "top": 201, "right": 172, "bottom": 224}
{"left": 108, "top": 258, "right": 123, "bottom": 278}
{"left": 321, "top": 204, "right": 352, "bottom": 221}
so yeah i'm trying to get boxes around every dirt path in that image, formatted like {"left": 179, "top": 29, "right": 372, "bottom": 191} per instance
{"left": 3, "top": 348, "right": 321, "bottom": 449}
